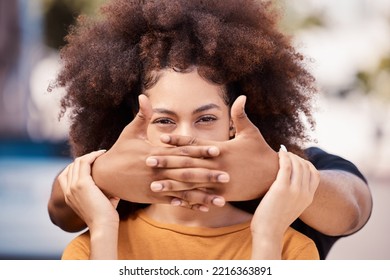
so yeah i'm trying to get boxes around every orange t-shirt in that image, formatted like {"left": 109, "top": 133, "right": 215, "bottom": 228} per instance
{"left": 62, "top": 210, "right": 319, "bottom": 260}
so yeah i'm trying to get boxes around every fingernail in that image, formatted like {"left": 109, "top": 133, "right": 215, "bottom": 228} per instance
{"left": 171, "top": 198, "right": 181, "bottom": 206}
{"left": 150, "top": 182, "right": 163, "bottom": 191}
{"left": 208, "top": 146, "right": 220, "bottom": 156}
{"left": 217, "top": 173, "right": 230, "bottom": 183}
{"left": 199, "top": 205, "right": 209, "bottom": 212}
{"left": 280, "top": 144, "right": 287, "bottom": 152}
{"left": 212, "top": 197, "right": 225, "bottom": 207}
{"left": 160, "top": 135, "right": 170, "bottom": 143}
{"left": 146, "top": 157, "right": 158, "bottom": 166}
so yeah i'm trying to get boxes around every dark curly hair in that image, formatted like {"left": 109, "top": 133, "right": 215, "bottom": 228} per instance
{"left": 56, "top": 0, "right": 316, "bottom": 159}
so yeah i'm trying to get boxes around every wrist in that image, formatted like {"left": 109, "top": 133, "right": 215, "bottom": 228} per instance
{"left": 251, "top": 231, "right": 282, "bottom": 260}
{"left": 90, "top": 221, "right": 119, "bottom": 240}
{"left": 89, "top": 222, "right": 119, "bottom": 260}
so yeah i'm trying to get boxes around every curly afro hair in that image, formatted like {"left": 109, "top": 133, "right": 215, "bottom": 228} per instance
{"left": 56, "top": 0, "right": 317, "bottom": 158}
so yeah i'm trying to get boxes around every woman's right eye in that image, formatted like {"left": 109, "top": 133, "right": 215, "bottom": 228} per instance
{"left": 152, "top": 118, "right": 175, "bottom": 125}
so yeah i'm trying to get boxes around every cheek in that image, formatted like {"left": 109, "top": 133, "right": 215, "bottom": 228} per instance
{"left": 146, "top": 126, "right": 162, "bottom": 145}
{"left": 197, "top": 124, "right": 231, "bottom": 141}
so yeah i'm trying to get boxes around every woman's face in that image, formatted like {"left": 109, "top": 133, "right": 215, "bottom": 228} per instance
{"left": 145, "top": 68, "right": 232, "bottom": 145}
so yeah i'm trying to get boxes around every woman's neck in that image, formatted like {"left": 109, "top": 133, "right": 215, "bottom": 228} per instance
{"left": 143, "top": 203, "right": 252, "bottom": 228}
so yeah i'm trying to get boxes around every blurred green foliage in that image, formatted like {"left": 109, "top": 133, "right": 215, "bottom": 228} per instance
{"left": 356, "top": 55, "right": 390, "bottom": 101}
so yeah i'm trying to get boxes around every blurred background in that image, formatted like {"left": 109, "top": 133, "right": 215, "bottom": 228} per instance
{"left": 0, "top": 0, "right": 389, "bottom": 259}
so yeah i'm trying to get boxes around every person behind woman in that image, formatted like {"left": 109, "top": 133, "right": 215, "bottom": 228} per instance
{"left": 56, "top": 0, "right": 320, "bottom": 259}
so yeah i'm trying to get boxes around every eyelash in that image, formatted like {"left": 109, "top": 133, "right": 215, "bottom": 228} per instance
{"left": 197, "top": 115, "right": 217, "bottom": 123}
{"left": 152, "top": 115, "right": 217, "bottom": 125}
{"left": 152, "top": 118, "right": 175, "bottom": 125}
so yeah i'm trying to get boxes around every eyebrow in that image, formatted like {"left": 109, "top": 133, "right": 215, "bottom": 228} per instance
{"left": 153, "top": 103, "right": 222, "bottom": 116}
{"left": 193, "top": 103, "right": 222, "bottom": 114}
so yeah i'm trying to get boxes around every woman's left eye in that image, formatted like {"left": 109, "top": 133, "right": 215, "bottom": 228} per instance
{"left": 197, "top": 115, "right": 217, "bottom": 123}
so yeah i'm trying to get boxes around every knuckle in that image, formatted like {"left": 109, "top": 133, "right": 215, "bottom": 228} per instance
{"left": 188, "top": 137, "right": 197, "bottom": 145}
{"left": 202, "top": 194, "right": 212, "bottom": 205}
{"left": 206, "top": 172, "right": 217, "bottom": 182}
{"left": 180, "top": 170, "right": 193, "bottom": 181}
{"left": 179, "top": 147, "right": 190, "bottom": 156}
{"left": 181, "top": 158, "right": 193, "bottom": 168}
{"left": 162, "top": 181, "right": 171, "bottom": 191}
{"left": 181, "top": 191, "right": 189, "bottom": 201}
{"left": 79, "top": 157, "right": 90, "bottom": 165}
{"left": 158, "top": 158, "right": 167, "bottom": 167}
{"left": 283, "top": 162, "right": 292, "bottom": 173}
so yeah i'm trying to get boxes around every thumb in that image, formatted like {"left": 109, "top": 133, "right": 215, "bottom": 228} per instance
{"left": 122, "top": 94, "right": 152, "bottom": 139}
{"left": 230, "top": 95, "right": 256, "bottom": 136}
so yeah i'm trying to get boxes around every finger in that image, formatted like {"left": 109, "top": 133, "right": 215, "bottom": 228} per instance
{"left": 160, "top": 134, "right": 214, "bottom": 147}
{"left": 78, "top": 150, "right": 107, "bottom": 178}
{"left": 58, "top": 165, "right": 70, "bottom": 194}
{"left": 121, "top": 94, "right": 152, "bottom": 139}
{"left": 289, "top": 152, "right": 304, "bottom": 190}
{"left": 274, "top": 149, "right": 292, "bottom": 187}
{"left": 230, "top": 95, "right": 260, "bottom": 136}
{"left": 150, "top": 178, "right": 228, "bottom": 192}
{"left": 170, "top": 190, "right": 226, "bottom": 208}
{"left": 308, "top": 162, "right": 320, "bottom": 191}
{"left": 146, "top": 155, "right": 217, "bottom": 168}
{"left": 156, "top": 168, "right": 230, "bottom": 184}
{"left": 65, "top": 162, "right": 75, "bottom": 203}
{"left": 171, "top": 202, "right": 216, "bottom": 213}
{"left": 301, "top": 159, "right": 311, "bottom": 192}
{"left": 170, "top": 198, "right": 207, "bottom": 212}
{"left": 148, "top": 145, "right": 220, "bottom": 162}
{"left": 70, "top": 156, "right": 81, "bottom": 188}
{"left": 150, "top": 180, "right": 196, "bottom": 192}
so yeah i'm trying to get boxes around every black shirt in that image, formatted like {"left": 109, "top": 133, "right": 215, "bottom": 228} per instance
{"left": 231, "top": 146, "right": 368, "bottom": 259}
{"left": 291, "top": 147, "right": 368, "bottom": 259}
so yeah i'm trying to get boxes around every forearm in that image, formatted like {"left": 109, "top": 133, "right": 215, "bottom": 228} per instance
{"left": 47, "top": 176, "right": 87, "bottom": 232}
{"left": 299, "top": 170, "right": 372, "bottom": 236}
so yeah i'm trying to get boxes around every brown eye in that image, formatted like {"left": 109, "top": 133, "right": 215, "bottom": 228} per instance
{"left": 152, "top": 118, "right": 175, "bottom": 125}
{"left": 197, "top": 115, "right": 217, "bottom": 123}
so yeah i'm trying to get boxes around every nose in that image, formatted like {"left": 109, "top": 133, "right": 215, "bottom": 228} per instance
{"left": 175, "top": 123, "right": 196, "bottom": 137}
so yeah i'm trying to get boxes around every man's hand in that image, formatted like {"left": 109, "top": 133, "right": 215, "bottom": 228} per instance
{"left": 148, "top": 95, "right": 279, "bottom": 201}
{"left": 92, "top": 94, "right": 228, "bottom": 210}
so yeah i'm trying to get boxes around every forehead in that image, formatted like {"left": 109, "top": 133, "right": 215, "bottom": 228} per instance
{"left": 145, "top": 68, "right": 227, "bottom": 106}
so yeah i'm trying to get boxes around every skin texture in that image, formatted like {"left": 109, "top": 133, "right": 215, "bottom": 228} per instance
{"left": 52, "top": 0, "right": 317, "bottom": 220}
{"left": 58, "top": 69, "right": 320, "bottom": 259}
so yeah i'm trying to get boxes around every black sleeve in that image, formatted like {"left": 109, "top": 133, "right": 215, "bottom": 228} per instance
{"left": 291, "top": 146, "right": 368, "bottom": 259}
{"left": 304, "top": 147, "right": 367, "bottom": 184}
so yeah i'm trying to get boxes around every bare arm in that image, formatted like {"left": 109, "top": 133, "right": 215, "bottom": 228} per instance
{"left": 251, "top": 149, "right": 320, "bottom": 259}
{"left": 157, "top": 97, "right": 372, "bottom": 238}
{"left": 47, "top": 95, "right": 229, "bottom": 232}
{"left": 300, "top": 170, "right": 372, "bottom": 236}
{"left": 48, "top": 172, "right": 87, "bottom": 232}
{"left": 57, "top": 151, "right": 120, "bottom": 259}
{"left": 92, "top": 95, "right": 228, "bottom": 205}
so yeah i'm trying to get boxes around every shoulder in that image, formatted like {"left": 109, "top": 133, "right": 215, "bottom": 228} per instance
{"left": 304, "top": 147, "right": 367, "bottom": 183}
{"left": 61, "top": 231, "right": 91, "bottom": 260}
